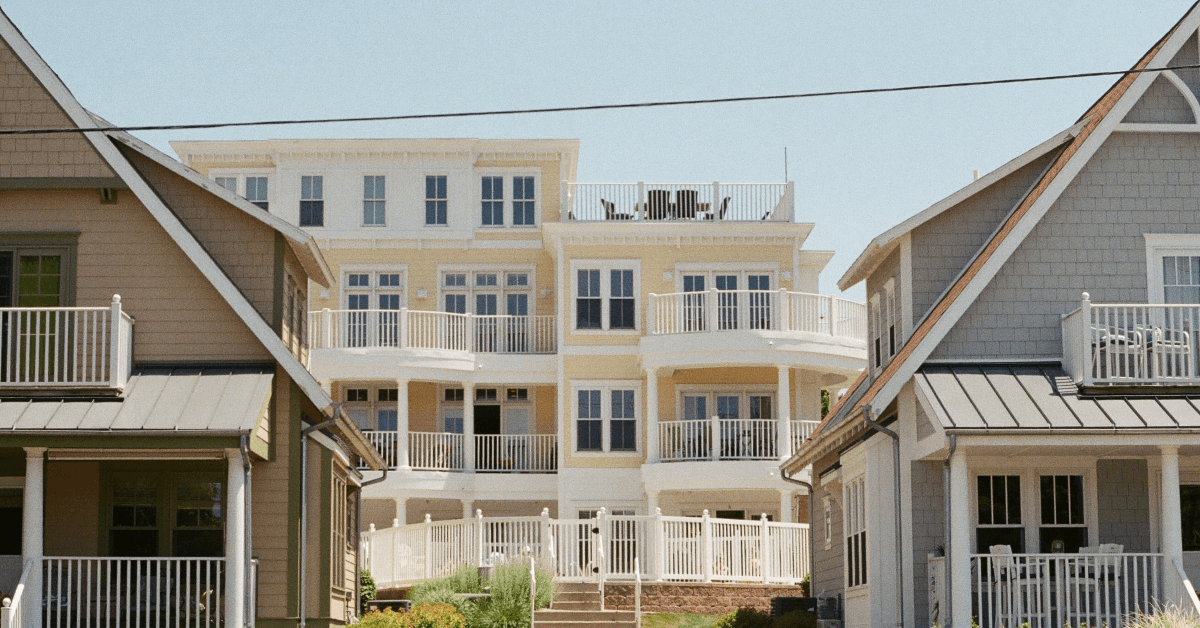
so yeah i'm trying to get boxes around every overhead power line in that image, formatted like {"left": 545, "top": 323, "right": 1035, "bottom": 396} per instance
{"left": 7, "top": 63, "right": 1200, "bottom": 135}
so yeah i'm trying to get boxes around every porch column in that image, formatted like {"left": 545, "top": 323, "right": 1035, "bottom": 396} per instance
{"left": 396, "top": 379, "right": 410, "bottom": 469}
{"left": 464, "top": 383, "right": 476, "bottom": 472}
{"left": 949, "top": 449, "right": 971, "bottom": 628}
{"left": 777, "top": 366, "right": 791, "bottom": 458}
{"left": 225, "top": 447, "right": 246, "bottom": 628}
{"left": 647, "top": 490, "right": 659, "bottom": 514}
{"left": 394, "top": 498, "right": 407, "bottom": 526}
{"left": 645, "top": 368, "right": 660, "bottom": 463}
{"left": 462, "top": 500, "right": 474, "bottom": 520}
{"left": 23, "top": 447, "right": 44, "bottom": 628}
{"left": 1162, "top": 445, "right": 1185, "bottom": 605}
{"left": 779, "top": 489, "right": 793, "bottom": 523}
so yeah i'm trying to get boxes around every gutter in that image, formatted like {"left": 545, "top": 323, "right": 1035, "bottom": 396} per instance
{"left": 942, "top": 435, "right": 957, "bottom": 626}
{"left": 861, "top": 406, "right": 904, "bottom": 628}
{"left": 779, "top": 467, "right": 815, "bottom": 590}
{"left": 240, "top": 434, "right": 254, "bottom": 628}
{"left": 299, "top": 414, "right": 338, "bottom": 628}
{"left": 355, "top": 468, "right": 389, "bottom": 620}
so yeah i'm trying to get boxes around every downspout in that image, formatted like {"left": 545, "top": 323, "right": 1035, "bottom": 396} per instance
{"left": 942, "top": 434, "right": 957, "bottom": 626}
{"left": 356, "top": 469, "right": 389, "bottom": 619}
{"left": 241, "top": 435, "right": 254, "bottom": 628}
{"left": 300, "top": 414, "right": 339, "bottom": 628}
{"left": 862, "top": 406, "right": 904, "bottom": 628}
{"left": 779, "top": 467, "right": 815, "bottom": 589}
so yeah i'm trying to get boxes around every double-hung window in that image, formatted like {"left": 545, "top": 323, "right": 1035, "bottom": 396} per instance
{"left": 245, "top": 176, "right": 268, "bottom": 210}
{"left": 215, "top": 177, "right": 237, "bottom": 193}
{"left": 300, "top": 176, "right": 324, "bottom": 227}
{"left": 426, "top": 175, "right": 448, "bottom": 225}
{"left": 574, "top": 382, "right": 640, "bottom": 453}
{"left": 845, "top": 476, "right": 867, "bottom": 588}
{"left": 574, "top": 264, "right": 638, "bottom": 331}
{"left": 363, "top": 175, "right": 386, "bottom": 226}
{"left": 513, "top": 176, "right": 535, "bottom": 226}
{"left": 482, "top": 176, "right": 504, "bottom": 226}
{"left": 976, "top": 475, "right": 1024, "bottom": 552}
{"left": 1039, "top": 474, "right": 1087, "bottom": 552}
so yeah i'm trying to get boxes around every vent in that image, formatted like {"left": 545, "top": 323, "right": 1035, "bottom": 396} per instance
{"left": 100, "top": 188, "right": 118, "bottom": 204}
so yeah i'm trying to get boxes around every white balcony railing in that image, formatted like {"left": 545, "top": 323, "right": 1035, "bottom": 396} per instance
{"left": 408, "top": 431, "right": 464, "bottom": 471}
{"left": 0, "top": 296, "right": 133, "bottom": 390}
{"left": 0, "top": 558, "right": 31, "bottom": 628}
{"left": 42, "top": 557, "right": 225, "bottom": 628}
{"left": 648, "top": 290, "right": 866, "bottom": 341}
{"left": 309, "top": 309, "right": 556, "bottom": 354}
{"left": 359, "top": 431, "right": 557, "bottom": 473}
{"left": 565, "top": 182, "right": 794, "bottom": 222}
{"left": 1062, "top": 294, "right": 1200, "bottom": 386}
{"left": 791, "top": 420, "right": 820, "bottom": 453}
{"left": 476, "top": 434, "right": 557, "bottom": 473}
{"left": 969, "top": 552, "right": 1162, "bottom": 628}
{"left": 363, "top": 509, "right": 810, "bottom": 588}
{"left": 659, "top": 418, "right": 790, "bottom": 462}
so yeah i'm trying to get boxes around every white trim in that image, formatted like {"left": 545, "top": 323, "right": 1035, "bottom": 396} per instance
{"left": 672, "top": 266, "right": 778, "bottom": 293}
{"left": 1143, "top": 233, "right": 1200, "bottom": 303}
{"left": 570, "top": 379, "right": 644, "bottom": 457}
{"left": 1162, "top": 70, "right": 1200, "bottom": 123}
{"left": 569, "top": 259, "right": 642, "bottom": 333}
{"left": 968, "top": 462, "right": 1098, "bottom": 556}
{"left": 1114, "top": 123, "right": 1200, "bottom": 133}
{"left": 435, "top": 264, "right": 537, "bottom": 316}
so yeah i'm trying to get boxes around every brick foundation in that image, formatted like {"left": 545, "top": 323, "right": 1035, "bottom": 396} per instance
{"left": 604, "top": 582, "right": 804, "bottom": 615}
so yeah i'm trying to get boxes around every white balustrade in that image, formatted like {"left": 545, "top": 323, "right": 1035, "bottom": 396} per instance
{"left": 0, "top": 297, "right": 133, "bottom": 389}
{"left": 648, "top": 290, "right": 866, "bottom": 341}
{"left": 363, "top": 511, "right": 810, "bottom": 589}
{"left": 0, "top": 558, "right": 30, "bottom": 628}
{"left": 970, "top": 552, "right": 1162, "bottom": 628}
{"left": 308, "top": 309, "right": 556, "bottom": 354}
{"left": 41, "top": 557, "right": 225, "bottom": 628}
{"left": 659, "top": 419, "right": 784, "bottom": 462}
{"left": 1063, "top": 298, "right": 1200, "bottom": 386}
{"left": 354, "top": 430, "right": 400, "bottom": 470}
{"left": 790, "top": 420, "right": 820, "bottom": 453}
{"left": 567, "top": 182, "right": 793, "bottom": 222}
{"left": 408, "top": 432, "right": 465, "bottom": 471}
{"left": 475, "top": 434, "right": 557, "bottom": 473}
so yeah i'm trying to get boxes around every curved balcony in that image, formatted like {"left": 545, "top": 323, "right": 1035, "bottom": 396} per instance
{"left": 640, "top": 290, "right": 867, "bottom": 376}
{"left": 307, "top": 309, "right": 557, "bottom": 382}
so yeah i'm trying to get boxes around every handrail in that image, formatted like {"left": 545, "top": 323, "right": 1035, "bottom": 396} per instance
{"left": 1172, "top": 556, "right": 1200, "bottom": 615}
{"left": 0, "top": 296, "right": 133, "bottom": 389}
{"left": 0, "top": 558, "right": 32, "bottom": 628}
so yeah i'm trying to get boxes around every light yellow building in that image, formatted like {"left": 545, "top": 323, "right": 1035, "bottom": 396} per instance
{"left": 171, "top": 138, "right": 867, "bottom": 528}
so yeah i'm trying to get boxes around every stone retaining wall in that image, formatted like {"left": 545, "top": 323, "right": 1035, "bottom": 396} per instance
{"left": 603, "top": 582, "right": 805, "bottom": 615}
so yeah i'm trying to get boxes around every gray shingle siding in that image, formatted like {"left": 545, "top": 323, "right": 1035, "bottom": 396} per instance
{"left": 933, "top": 132, "right": 1200, "bottom": 360}
{"left": 1097, "top": 459, "right": 1151, "bottom": 552}
{"left": 1122, "top": 75, "right": 1195, "bottom": 124}
{"left": 910, "top": 460, "right": 945, "bottom": 628}
{"left": 1169, "top": 33, "right": 1200, "bottom": 100}
{"left": 910, "top": 152, "right": 1058, "bottom": 328}
{"left": 812, "top": 451, "right": 844, "bottom": 598}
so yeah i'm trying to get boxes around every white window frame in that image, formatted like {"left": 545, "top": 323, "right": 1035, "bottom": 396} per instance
{"left": 214, "top": 177, "right": 238, "bottom": 193}
{"left": 968, "top": 461, "right": 1098, "bottom": 556}
{"left": 1144, "top": 234, "right": 1200, "bottom": 303}
{"left": 299, "top": 174, "right": 325, "bottom": 228}
{"left": 424, "top": 173, "right": 449, "bottom": 227}
{"left": 438, "top": 384, "right": 538, "bottom": 435}
{"left": 674, "top": 384, "right": 778, "bottom": 421}
{"left": 340, "top": 265, "right": 408, "bottom": 311}
{"left": 570, "top": 380, "right": 643, "bottom": 457}
{"left": 244, "top": 175, "right": 270, "bottom": 210}
{"left": 342, "top": 384, "right": 400, "bottom": 431}
{"left": 570, "top": 260, "right": 641, "bottom": 334}
{"left": 363, "top": 174, "right": 387, "bottom": 227}
{"left": 822, "top": 495, "right": 833, "bottom": 550}
{"left": 476, "top": 170, "right": 540, "bottom": 229}
{"left": 436, "top": 264, "right": 536, "bottom": 316}
{"left": 869, "top": 293, "right": 882, "bottom": 373}
{"left": 672, "top": 264, "right": 778, "bottom": 293}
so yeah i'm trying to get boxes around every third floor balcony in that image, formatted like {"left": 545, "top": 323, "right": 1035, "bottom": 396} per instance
{"left": 565, "top": 182, "right": 794, "bottom": 222}
{"left": 1062, "top": 293, "right": 1200, "bottom": 387}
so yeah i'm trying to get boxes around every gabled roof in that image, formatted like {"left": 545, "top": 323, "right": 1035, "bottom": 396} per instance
{"left": 0, "top": 8, "right": 381, "bottom": 468}
{"left": 786, "top": 0, "right": 1200, "bottom": 470}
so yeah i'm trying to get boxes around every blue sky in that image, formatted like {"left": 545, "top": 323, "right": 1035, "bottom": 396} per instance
{"left": 2, "top": 1, "right": 1190, "bottom": 299}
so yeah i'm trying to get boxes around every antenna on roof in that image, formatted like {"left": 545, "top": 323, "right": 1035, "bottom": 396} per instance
{"left": 784, "top": 147, "right": 789, "bottom": 182}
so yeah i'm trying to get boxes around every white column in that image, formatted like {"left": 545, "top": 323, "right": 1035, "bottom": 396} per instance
{"left": 646, "top": 368, "right": 660, "bottom": 463}
{"left": 394, "top": 498, "right": 407, "bottom": 526}
{"left": 225, "top": 448, "right": 246, "bottom": 628}
{"left": 949, "top": 450, "right": 971, "bottom": 628}
{"left": 1162, "top": 445, "right": 1185, "bottom": 605}
{"left": 779, "top": 489, "right": 793, "bottom": 524}
{"left": 462, "top": 500, "right": 474, "bottom": 520}
{"left": 396, "top": 379, "right": 410, "bottom": 469}
{"left": 647, "top": 490, "right": 659, "bottom": 514}
{"left": 777, "top": 366, "right": 791, "bottom": 458}
{"left": 23, "top": 447, "right": 45, "bottom": 628}
{"left": 464, "top": 383, "right": 476, "bottom": 472}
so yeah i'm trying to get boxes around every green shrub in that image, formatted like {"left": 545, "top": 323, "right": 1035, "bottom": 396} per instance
{"left": 715, "top": 608, "right": 773, "bottom": 628}
{"left": 798, "top": 573, "right": 810, "bottom": 598}
{"left": 359, "top": 608, "right": 404, "bottom": 628}
{"left": 400, "top": 602, "right": 466, "bottom": 628}
{"left": 360, "top": 569, "right": 378, "bottom": 615}
{"left": 773, "top": 609, "right": 817, "bottom": 628}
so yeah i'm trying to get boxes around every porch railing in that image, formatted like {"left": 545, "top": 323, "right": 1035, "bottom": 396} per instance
{"left": 357, "top": 431, "right": 557, "bottom": 473}
{"left": 969, "top": 552, "right": 1162, "bottom": 628}
{"left": 41, "top": 557, "right": 225, "bottom": 628}
{"left": 659, "top": 419, "right": 786, "bottom": 461}
{"left": 0, "top": 558, "right": 31, "bottom": 628}
{"left": 790, "top": 420, "right": 820, "bottom": 453}
{"left": 0, "top": 296, "right": 133, "bottom": 390}
{"left": 476, "top": 434, "right": 557, "bottom": 473}
{"left": 408, "top": 431, "right": 464, "bottom": 471}
{"left": 363, "top": 509, "right": 810, "bottom": 589}
{"left": 309, "top": 309, "right": 556, "bottom": 354}
{"left": 1063, "top": 294, "right": 1200, "bottom": 386}
{"left": 647, "top": 290, "right": 866, "bottom": 341}
{"left": 565, "top": 182, "right": 794, "bottom": 222}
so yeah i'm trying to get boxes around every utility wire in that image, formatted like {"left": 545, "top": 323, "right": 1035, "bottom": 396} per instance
{"left": 7, "top": 63, "right": 1200, "bottom": 136}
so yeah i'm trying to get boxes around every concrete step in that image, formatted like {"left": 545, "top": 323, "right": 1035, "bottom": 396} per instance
{"left": 555, "top": 582, "right": 601, "bottom": 593}
{"left": 535, "top": 622, "right": 636, "bottom": 628}
{"left": 549, "top": 599, "right": 602, "bottom": 611}
{"left": 534, "top": 610, "right": 636, "bottom": 623}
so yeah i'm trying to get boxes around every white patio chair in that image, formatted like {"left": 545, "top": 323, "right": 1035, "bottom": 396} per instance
{"left": 1151, "top": 326, "right": 1192, "bottom": 380}
{"left": 1073, "top": 544, "right": 1125, "bottom": 626}
{"left": 987, "top": 544, "right": 1045, "bottom": 628}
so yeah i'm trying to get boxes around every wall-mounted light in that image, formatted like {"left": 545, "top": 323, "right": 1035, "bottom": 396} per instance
{"left": 539, "top": 289, "right": 552, "bottom": 299}
{"left": 662, "top": 271, "right": 673, "bottom": 281}
{"left": 782, "top": 271, "right": 792, "bottom": 280}
{"left": 417, "top": 289, "right": 428, "bottom": 299}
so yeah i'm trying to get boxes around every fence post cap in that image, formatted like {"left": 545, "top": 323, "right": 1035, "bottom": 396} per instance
{"left": 655, "top": 507, "right": 662, "bottom": 516}
{"left": 1082, "top": 292, "right": 1091, "bottom": 302}
{"left": 425, "top": 514, "right": 432, "bottom": 523}
{"left": 392, "top": 518, "right": 399, "bottom": 528}
{"left": 477, "top": 509, "right": 483, "bottom": 518}
{"left": 112, "top": 294, "right": 122, "bottom": 304}
{"left": 702, "top": 509, "right": 710, "bottom": 517}
{"left": 370, "top": 523, "right": 376, "bottom": 532}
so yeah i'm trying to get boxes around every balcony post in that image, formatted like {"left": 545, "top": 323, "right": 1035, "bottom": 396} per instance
{"left": 712, "top": 182, "right": 720, "bottom": 219}
{"left": 760, "top": 513, "right": 771, "bottom": 584}
{"left": 109, "top": 295, "right": 123, "bottom": 388}
{"left": 777, "top": 366, "right": 791, "bottom": 460}
{"left": 560, "top": 179, "right": 570, "bottom": 221}
{"left": 1080, "top": 293, "right": 1093, "bottom": 387}
{"left": 396, "top": 379, "right": 410, "bottom": 470}
{"left": 710, "top": 413, "right": 720, "bottom": 461}
{"left": 540, "top": 508, "right": 552, "bottom": 570}
{"left": 708, "top": 288, "right": 718, "bottom": 332}
{"left": 651, "top": 507, "right": 664, "bottom": 582}
{"left": 423, "top": 515, "right": 433, "bottom": 579}
{"left": 226, "top": 447, "right": 246, "bottom": 628}
{"left": 22, "top": 447, "right": 45, "bottom": 628}
{"left": 466, "top": 312, "right": 475, "bottom": 353}
{"left": 394, "top": 499, "right": 406, "bottom": 526}
{"left": 646, "top": 368, "right": 660, "bottom": 463}
{"left": 399, "top": 308, "right": 409, "bottom": 350}
{"left": 779, "top": 489, "right": 794, "bottom": 524}
{"left": 701, "top": 510, "right": 713, "bottom": 583}
{"left": 646, "top": 294, "right": 656, "bottom": 335}
{"left": 476, "top": 509, "right": 485, "bottom": 567}
{"left": 637, "top": 181, "right": 646, "bottom": 220}
{"left": 1162, "top": 445, "right": 1185, "bottom": 605}
{"left": 828, "top": 295, "right": 837, "bottom": 337}
{"left": 464, "top": 383, "right": 476, "bottom": 472}
{"left": 321, "top": 308, "right": 332, "bottom": 349}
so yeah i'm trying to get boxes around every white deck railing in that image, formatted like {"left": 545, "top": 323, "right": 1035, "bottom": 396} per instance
{"left": 42, "top": 557, "right": 224, "bottom": 628}
{"left": 659, "top": 419, "right": 786, "bottom": 461}
{"left": 648, "top": 290, "right": 866, "bottom": 341}
{"left": 791, "top": 420, "right": 820, "bottom": 453}
{"left": 309, "top": 309, "right": 556, "bottom": 354}
{"left": 0, "top": 558, "right": 31, "bottom": 628}
{"left": 363, "top": 509, "right": 810, "bottom": 588}
{"left": 1063, "top": 294, "right": 1200, "bottom": 386}
{"left": 565, "top": 182, "right": 794, "bottom": 222}
{"left": 363, "top": 429, "right": 400, "bottom": 469}
{"left": 357, "top": 431, "right": 557, "bottom": 473}
{"left": 408, "top": 431, "right": 464, "bottom": 471}
{"left": 476, "top": 434, "right": 557, "bottom": 473}
{"left": 0, "top": 296, "right": 133, "bottom": 390}
{"left": 969, "top": 553, "right": 1162, "bottom": 628}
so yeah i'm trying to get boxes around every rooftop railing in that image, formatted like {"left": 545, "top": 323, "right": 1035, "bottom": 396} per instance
{"left": 565, "top": 182, "right": 794, "bottom": 222}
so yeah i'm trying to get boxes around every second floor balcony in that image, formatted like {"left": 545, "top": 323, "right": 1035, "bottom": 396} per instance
{"left": 0, "top": 296, "right": 133, "bottom": 392}
{"left": 309, "top": 309, "right": 556, "bottom": 354}
{"left": 658, "top": 419, "right": 820, "bottom": 462}
{"left": 1063, "top": 294, "right": 1200, "bottom": 387}
{"left": 359, "top": 430, "right": 557, "bottom": 473}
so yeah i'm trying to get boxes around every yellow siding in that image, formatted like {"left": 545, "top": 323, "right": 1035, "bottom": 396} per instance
{"left": 535, "top": 385, "right": 556, "bottom": 434}
{"left": 405, "top": 498, "right": 463, "bottom": 524}
{"left": 0, "top": 189, "right": 270, "bottom": 362}
{"left": 410, "top": 382, "right": 438, "bottom": 432}
{"left": 44, "top": 462, "right": 99, "bottom": 556}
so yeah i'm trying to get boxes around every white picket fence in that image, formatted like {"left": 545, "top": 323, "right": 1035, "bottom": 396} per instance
{"left": 362, "top": 508, "right": 810, "bottom": 589}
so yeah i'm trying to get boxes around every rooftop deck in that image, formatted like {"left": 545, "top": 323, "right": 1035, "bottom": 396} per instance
{"left": 565, "top": 182, "right": 794, "bottom": 222}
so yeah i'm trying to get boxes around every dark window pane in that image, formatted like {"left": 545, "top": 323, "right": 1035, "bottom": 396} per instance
{"left": 976, "top": 527, "right": 1025, "bottom": 554}
{"left": 1069, "top": 475, "right": 1084, "bottom": 524}
{"left": 110, "top": 530, "right": 157, "bottom": 557}
{"left": 611, "top": 420, "right": 636, "bottom": 451}
{"left": 977, "top": 476, "right": 991, "bottom": 525}
{"left": 173, "top": 530, "right": 224, "bottom": 557}
{"left": 1182, "top": 486, "right": 1200, "bottom": 551}
{"left": 1039, "top": 526, "right": 1087, "bottom": 554}
{"left": 577, "top": 299, "right": 602, "bottom": 329}
{"left": 1007, "top": 476, "right": 1022, "bottom": 525}
{"left": 610, "top": 299, "right": 635, "bottom": 329}
{"left": 577, "top": 420, "right": 602, "bottom": 451}
{"left": 1055, "top": 475, "right": 1070, "bottom": 524}
{"left": 1041, "top": 475, "right": 1054, "bottom": 525}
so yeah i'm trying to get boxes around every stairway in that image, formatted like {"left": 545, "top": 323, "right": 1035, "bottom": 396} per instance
{"left": 533, "top": 582, "right": 636, "bottom": 628}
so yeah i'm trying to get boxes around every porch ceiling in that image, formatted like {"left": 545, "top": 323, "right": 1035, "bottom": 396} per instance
{"left": 917, "top": 363, "right": 1200, "bottom": 431}
{"left": 0, "top": 365, "right": 272, "bottom": 432}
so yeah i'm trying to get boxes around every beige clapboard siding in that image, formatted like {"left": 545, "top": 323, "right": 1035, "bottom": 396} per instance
{"left": 121, "top": 145, "right": 277, "bottom": 322}
{"left": 0, "top": 189, "right": 270, "bottom": 362}
{"left": 0, "top": 41, "right": 115, "bottom": 179}
{"left": 252, "top": 372, "right": 294, "bottom": 618}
